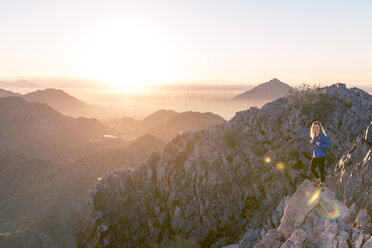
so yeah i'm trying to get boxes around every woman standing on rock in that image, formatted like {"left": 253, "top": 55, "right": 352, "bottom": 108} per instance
{"left": 309, "top": 121, "right": 331, "bottom": 187}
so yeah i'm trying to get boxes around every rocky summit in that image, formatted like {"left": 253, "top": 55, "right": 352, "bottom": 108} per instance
{"left": 77, "top": 84, "right": 372, "bottom": 248}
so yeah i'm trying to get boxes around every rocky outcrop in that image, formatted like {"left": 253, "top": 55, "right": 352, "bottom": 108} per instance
{"left": 78, "top": 84, "right": 372, "bottom": 247}
{"left": 252, "top": 178, "right": 371, "bottom": 248}
{"left": 334, "top": 121, "right": 372, "bottom": 231}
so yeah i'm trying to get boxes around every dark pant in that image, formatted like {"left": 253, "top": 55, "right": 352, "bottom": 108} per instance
{"left": 310, "top": 157, "right": 326, "bottom": 183}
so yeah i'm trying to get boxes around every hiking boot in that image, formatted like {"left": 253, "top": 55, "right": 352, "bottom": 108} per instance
{"left": 313, "top": 179, "right": 320, "bottom": 187}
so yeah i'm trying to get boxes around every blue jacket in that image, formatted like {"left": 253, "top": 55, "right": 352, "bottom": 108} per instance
{"left": 312, "top": 133, "right": 331, "bottom": 158}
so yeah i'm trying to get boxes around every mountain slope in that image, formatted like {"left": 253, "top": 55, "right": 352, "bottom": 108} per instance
{"left": 78, "top": 83, "right": 371, "bottom": 247}
{"left": 0, "top": 96, "right": 117, "bottom": 162}
{"left": 233, "top": 78, "right": 292, "bottom": 102}
{"left": 0, "top": 148, "right": 136, "bottom": 248}
{"left": 126, "top": 133, "right": 166, "bottom": 162}
{"left": 0, "top": 88, "right": 22, "bottom": 97}
{"left": 23, "top": 88, "right": 86, "bottom": 111}
{"left": 0, "top": 87, "right": 92, "bottom": 117}
{"left": 105, "top": 110, "right": 225, "bottom": 142}
{"left": 138, "top": 109, "right": 179, "bottom": 130}
{"left": 148, "top": 111, "right": 226, "bottom": 141}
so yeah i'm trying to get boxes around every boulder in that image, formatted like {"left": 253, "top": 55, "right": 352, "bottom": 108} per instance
{"left": 362, "top": 236, "right": 372, "bottom": 248}
{"left": 277, "top": 180, "right": 320, "bottom": 239}
{"left": 255, "top": 229, "right": 282, "bottom": 248}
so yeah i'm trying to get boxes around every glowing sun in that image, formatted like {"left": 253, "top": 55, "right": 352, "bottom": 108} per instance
{"left": 79, "top": 18, "right": 180, "bottom": 89}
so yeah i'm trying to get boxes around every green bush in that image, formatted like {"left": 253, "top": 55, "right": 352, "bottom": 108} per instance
{"left": 325, "top": 146, "right": 336, "bottom": 167}
{"left": 226, "top": 154, "right": 234, "bottom": 162}
{"left": 287, "top": 84, "right": 335, "bottom": 121}
{"left": 223, "top": 130, "right": 239, "bottom": 148}
{"left": 345, "top": 100, "right": 353, "bottom": 109}
{"left": 289, "top": 147, "right": 299, "bottom": 158}
{"left": 152, "top": 236, "right": 201, "bottom": 248}
{"left": 252, "top": 143, "right": 266, "bottom": 157}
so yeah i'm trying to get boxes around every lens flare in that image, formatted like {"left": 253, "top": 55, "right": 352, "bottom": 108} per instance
{"left": 264, "top": 156, "right": 271, "bottom": 163}
{"left": 317, "top": 198, "right": 341, "bottom": 220}
{"left": 276, "top": 162, "right": 285, "bottom": 170}
{"left": 325, "top": 202, "right": 341, "bottom": 219}
{"left": 307, "top": 188, "right": 321, "bottom": 206}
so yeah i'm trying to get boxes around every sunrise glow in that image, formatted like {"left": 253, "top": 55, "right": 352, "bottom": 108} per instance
{"left": 1, "top": 1, "right": 371, "bottom": 87}
{"left": 77, "top": 17, "right": 182, "bottom": 89}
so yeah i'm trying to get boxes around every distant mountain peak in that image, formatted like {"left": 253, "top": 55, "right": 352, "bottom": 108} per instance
{"left": 268, "top": 78, "right": 283, "bottom": 83}
{"left": 23, "top": 88, "right": 86, "bottom": 109}
{"left": 27, "top": 88, "right": 74, "bottom": 96}
{"left": 257, "top": 78, "right": 287, "bottom": 87}
{"left": 15, "top": 79, "right": 39, "bottom": 88}
{"left": 233, "top": 78, "right": 292, "bottom": 102}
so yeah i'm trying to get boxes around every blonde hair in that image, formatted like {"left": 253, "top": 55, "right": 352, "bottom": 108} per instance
{"left": 310, "top": 121, "right": 327, "bottom": 139}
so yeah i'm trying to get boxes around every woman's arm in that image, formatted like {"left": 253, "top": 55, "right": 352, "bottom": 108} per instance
{"left": 318, "top": 134, "right": 330, "bottom": 148}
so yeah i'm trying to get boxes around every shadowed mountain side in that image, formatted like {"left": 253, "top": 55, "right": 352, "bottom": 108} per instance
{"left": 138, "top": 109, "right": 179, "bottom": 131}
{"left": 23, "top": 88, "right": 86, "bottom": 113}
{"left": 104, "top": 110, "right": 225, "bottom": 142}
{"left": 334, "top": 121, "right": 372, "bottom": 212}
{"left": 126, "top": 134, "right": 166, "bottom": 163}
{"left": 0, "top": 148, "right": 137, "bottom": 248}
{"left": 0, "top": 87, "right": 103, "bottom": 118}
{"left": 102, "top": 110, "right": 179, "bottom": 141}
{"left": 77, "top": 84, "right": 371, "bottom": 248}
{"left": 148, "top": 111, "right": 226, "bottom": 141}
{"left": 102, "top": 117, "right": 140, "bottom": 140}
{"left": 0, "top": 88, "right": 22, "bottom": 98}
{"left": 46, "top": 136, "right": 130, "bottom": 163}
{"left": 233, "top": 78, "right": 292, "bottom": 102}
{"left": 0, "top": 97, "right": 118, "bottom": 162}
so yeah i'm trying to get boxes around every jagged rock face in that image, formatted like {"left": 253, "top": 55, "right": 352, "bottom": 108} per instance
{"left": 335, "top": 122, "right": 372, "bottom": 220}
{"left": 254, "top": 179, "right": 371, "bottom": 248}
{"left": 79, "top": 84, "right": 372, "bottom": 247}
{"left": 236, "top": 124, "right": 371, "bottom": 248}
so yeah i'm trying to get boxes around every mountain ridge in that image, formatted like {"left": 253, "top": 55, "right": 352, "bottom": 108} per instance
{"left": 0, "top": 87, "right": 88, "bottom": 116}
{"left": 77, "top": 83, "right": 371, "bottom": 247}
{"left": 0, "top": 96, "right": 117, "bottom": 162}
{"left": 23, "top": 88, "right": 86, "bottom": 110}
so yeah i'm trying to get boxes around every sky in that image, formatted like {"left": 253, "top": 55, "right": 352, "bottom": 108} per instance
{"left": 1, "top": 0, "right": 372, "bottom": 88}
